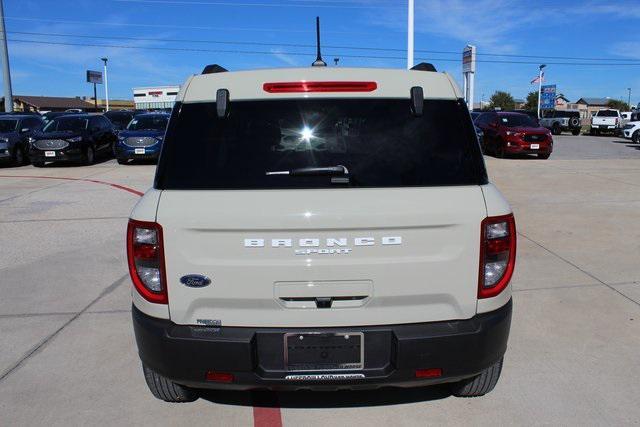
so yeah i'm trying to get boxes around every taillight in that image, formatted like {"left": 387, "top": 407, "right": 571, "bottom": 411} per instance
{"left": 478, "top": 214, "right": 516, "bottom": 299}
{"left": 263, "top": 81, "right": 377, "bottom": 93}
{"left": 127, "top": 219, "right": 167, "bottom": 304}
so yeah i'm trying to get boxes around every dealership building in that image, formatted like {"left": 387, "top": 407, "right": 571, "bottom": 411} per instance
{"left": 133, "top": 86, "right": 180, "bottom": 110}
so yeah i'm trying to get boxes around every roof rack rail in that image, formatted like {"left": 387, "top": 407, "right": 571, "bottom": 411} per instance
{"left": 410, "top": 63, "right": 437, "bottom": 72}
{"left": 202, "top": 64, "right": 228, "bottom": 74}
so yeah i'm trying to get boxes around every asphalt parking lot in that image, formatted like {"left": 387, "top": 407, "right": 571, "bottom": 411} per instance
{"left": 0, "top": 134, "right": 639, "bottom": 426}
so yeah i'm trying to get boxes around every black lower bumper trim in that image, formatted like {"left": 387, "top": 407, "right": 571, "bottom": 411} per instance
{"left": 132, "top": 300, "right": 512, "bottom": 391}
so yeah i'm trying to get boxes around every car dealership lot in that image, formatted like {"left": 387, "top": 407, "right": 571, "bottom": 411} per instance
{"left": 0, "top": 134, "right": 639, "bottom": 426}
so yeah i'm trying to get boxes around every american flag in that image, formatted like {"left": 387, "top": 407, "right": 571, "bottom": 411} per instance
{"left": 531, "top": 72, "right": 544, "bottom": 84}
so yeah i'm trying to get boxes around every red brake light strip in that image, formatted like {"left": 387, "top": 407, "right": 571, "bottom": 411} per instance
{"left": 263, "top": 81, "right": 377, "bottom": 93}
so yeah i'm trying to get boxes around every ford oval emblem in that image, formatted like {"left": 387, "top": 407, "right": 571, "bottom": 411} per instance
{"left": 180, "top": 274, "right": 211, "bottom": 288}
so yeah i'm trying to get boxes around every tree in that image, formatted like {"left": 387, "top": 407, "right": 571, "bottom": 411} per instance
{"left": 489, "top": 91, "right": 515, "bottom": 111}
{"left": 606, "top": 99, "right": 630, "bottom": 111}
{"left": 524, "top": 91, "right": 539, "bottom": 111}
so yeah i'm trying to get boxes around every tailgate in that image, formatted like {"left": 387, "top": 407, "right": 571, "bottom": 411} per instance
{"left": 157, "top": 187, "right": 487, "bottom": 327}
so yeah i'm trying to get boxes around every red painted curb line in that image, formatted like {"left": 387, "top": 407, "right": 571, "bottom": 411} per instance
{"left": 253, "top": 406, "right": 283, "bottom": 427}
{"left": 0, "top": 174, "right": 144, "bottom": 197}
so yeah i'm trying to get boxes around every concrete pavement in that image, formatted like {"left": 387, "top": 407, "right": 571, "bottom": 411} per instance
{"left": 0, "top": 135, "right": 639, "bottom": 426}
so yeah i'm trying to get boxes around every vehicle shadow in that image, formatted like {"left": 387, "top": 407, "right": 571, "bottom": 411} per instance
{"left": 200, "top": 384, "right": 452, "bottom": 408}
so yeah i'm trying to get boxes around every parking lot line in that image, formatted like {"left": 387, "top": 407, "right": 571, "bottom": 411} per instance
{"left": 0, "top": 174, "right": 144, "bottom": 197}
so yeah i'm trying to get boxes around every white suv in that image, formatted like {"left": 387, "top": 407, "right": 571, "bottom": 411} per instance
{"left": 127, "top": 63, "right": 516, "bottom": 402}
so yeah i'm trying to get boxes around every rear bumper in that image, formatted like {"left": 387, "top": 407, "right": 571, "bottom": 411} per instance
{"left": 132, "top": 300, "right": 512, "bottom": 391}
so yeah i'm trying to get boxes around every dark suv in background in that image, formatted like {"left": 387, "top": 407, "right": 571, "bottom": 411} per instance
{"left": 0, "top": 115, "right": 45, "bottom": 166}
{"left": 104, "top": 110, "right": 135, "bottom": 132}
{"left": 114, "top": 112, "right": 168, "bottom": 164}
{"left": 29, "top": 114, "right": 117, "bottom": 166}
{"left": 539, "top": 110, "right": 582, "bottom": 135}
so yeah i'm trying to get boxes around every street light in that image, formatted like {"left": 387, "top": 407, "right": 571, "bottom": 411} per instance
{"left": 537, "top": 64, "right": 547, "bottom": 119}
{"left": 100, "top": 57, "right": 109, "bottom": 112}
{"left": 627, "top": 87, "right": 631, "bottom": 109}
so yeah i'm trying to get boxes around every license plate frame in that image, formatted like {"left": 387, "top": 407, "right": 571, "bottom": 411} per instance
{"left": 134, "top": 148, "right": 146, "bottom": 155}
{"left": 284, "top": 332, "right": 364, "bottom": 372}
{"left": 44, "top": 151, "right": 56, "bottom": 157}
{"left": 530, "top": 143, "right": 540, "bottom": 149}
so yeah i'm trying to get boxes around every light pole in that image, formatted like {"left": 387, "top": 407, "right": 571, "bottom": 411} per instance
{"left": 101, "top": 57, "right": 109, "bottom": 112}
{"left": 0, "top": 0, "right": 13, "bottom": 112}
{"left": 407, "top": 0, "right": 414, "bottom": 69}
{"left": 627, "top": 88, "right": 631, "bottom": 109}
{"left": 536, "top": 64, "right": 546, "bottom": 119}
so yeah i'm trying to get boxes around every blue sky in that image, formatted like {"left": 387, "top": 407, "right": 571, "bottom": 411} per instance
{"left": 2, "top": 0, "right": 640, "bottom": 105}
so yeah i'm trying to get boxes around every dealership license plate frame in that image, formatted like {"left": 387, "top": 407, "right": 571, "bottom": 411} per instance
{"left": 284, "top": 332, "right": 364, "bottom": 372}
{"left": 134, "top": 148, "right": 146, "bottom": 155}
{"left": 530, "top": 144, "right": 540, "bottom": 149}
{"left": 44, "top": 151, "right": 55, "bottom": 157}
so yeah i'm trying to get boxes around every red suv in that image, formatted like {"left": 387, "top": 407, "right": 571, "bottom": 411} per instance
{"left": 475, "top": 112, "right": 553, "bottom": 159}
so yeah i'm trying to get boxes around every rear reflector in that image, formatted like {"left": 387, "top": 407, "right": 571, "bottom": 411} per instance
{"left": 263, "top": 81, "right": 377, "bottom": 93}
{"left": 127, "top": 219, "right": 168, "bottom": 305}
{"left": 478, "top": 213, "right": 517, "bottom": 299}
{"left": 206, "top": 371, "right": 235, "bottom": 383}
{"left": 415, "top": 368, "right": 442, "bottom": 379}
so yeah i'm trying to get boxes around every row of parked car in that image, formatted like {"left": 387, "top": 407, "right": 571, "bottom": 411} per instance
{"left": 0, "top": 110, "right": 169, "bottom": 167}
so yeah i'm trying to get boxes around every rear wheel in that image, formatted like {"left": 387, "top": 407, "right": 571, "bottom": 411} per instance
{"left": 83, "top": 146, "right": 95, "bottom": 166}
{"left": 633, "top": 130, "right": 640, "bottom": 144}
{"left": 451, "top": 357, "right": 503, "bottom": 397}
{"left": 13, "top": 147, "right": 27, "bottom": 166}
{"left": 571, "top": 128, "right": 581, "bottom": 136}
{"left": 142, "top": 364, "right": 199, "bottom": 403}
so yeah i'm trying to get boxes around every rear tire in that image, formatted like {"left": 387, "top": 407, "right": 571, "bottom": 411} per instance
{"left": 142, "top": 364, "right": 199, "bottom": 403}
{"left": 571, "top": 129, "right": 581, "bottom": 136}
{"left": 83, "top": 146, "right": 95, "bottom": 166}
{"left": 13, "top": 147, "right": 27, "bottom": 166}
{"left": 451, "top": 357, "right": 503, "bottom": 397}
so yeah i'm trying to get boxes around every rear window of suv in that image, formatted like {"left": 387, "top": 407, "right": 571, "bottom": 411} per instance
{"left": 596, "top": 110, "right": 618, "bottom": 117}
{"left": 155, "top": 98, "right": 487, "bottom": 189}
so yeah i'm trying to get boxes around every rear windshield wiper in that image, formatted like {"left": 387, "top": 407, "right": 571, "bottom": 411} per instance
{"left": 266, "top": 165, "right": 349, "bottom": 176}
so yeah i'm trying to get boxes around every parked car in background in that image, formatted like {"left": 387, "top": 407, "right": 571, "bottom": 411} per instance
{"left": 620, "top": 111, "right": 633, "bottom": 123}
{"left": 590, "top": 109, "right": 621, "bottom": 135}
{"left": 42, "top": 111, "right": 73, "bottom": 124}
{"left": 0, "top": 114, "right": 44, "bottom": 166}
{"left": 29, "top": 114, "right": 117, "bottom": 166}
{"left": 475, "top": 111, "right": 553, "bottom": 159}
{"left": 104, "top": 110, "right": 135, "bottom": 132}
{"left": 622, "top": 120, "right": 640, "bottom": 143}
{"left": 539, "top": 110, "right": 582, "bottom": 135}
{"left": 114, "top": 112, "right": 168, "bottom": 164}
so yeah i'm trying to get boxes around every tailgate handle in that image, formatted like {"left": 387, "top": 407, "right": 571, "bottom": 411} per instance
{"left": 278, "top": 295, "right": 368, "bottom": 309}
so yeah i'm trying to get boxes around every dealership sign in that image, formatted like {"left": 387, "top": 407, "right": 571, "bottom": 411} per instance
{"left": 462, "top": 45, "right": 476, "bottom": 73}
{"left": 86, "top": 70, "right": 103, "bottom": 84}
{"left": 540, "top": 84, "right": 556, "bottom": 110}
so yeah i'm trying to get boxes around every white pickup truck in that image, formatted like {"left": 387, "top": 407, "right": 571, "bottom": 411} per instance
{"left": 590, "top": 109, "right": 621, "bottom": 135}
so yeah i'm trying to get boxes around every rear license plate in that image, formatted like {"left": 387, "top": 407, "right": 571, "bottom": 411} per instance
{"left": 530, "top": 144, "right": 540, "bottom": 149}
{"left": 285, "top": 332, "right": 364, "bottom": 371}
{"left": 44, "top": 151, "right": 55, "bottom": 157}
{"left": 135, "top": 148, "right": 145, "bottom": 154}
